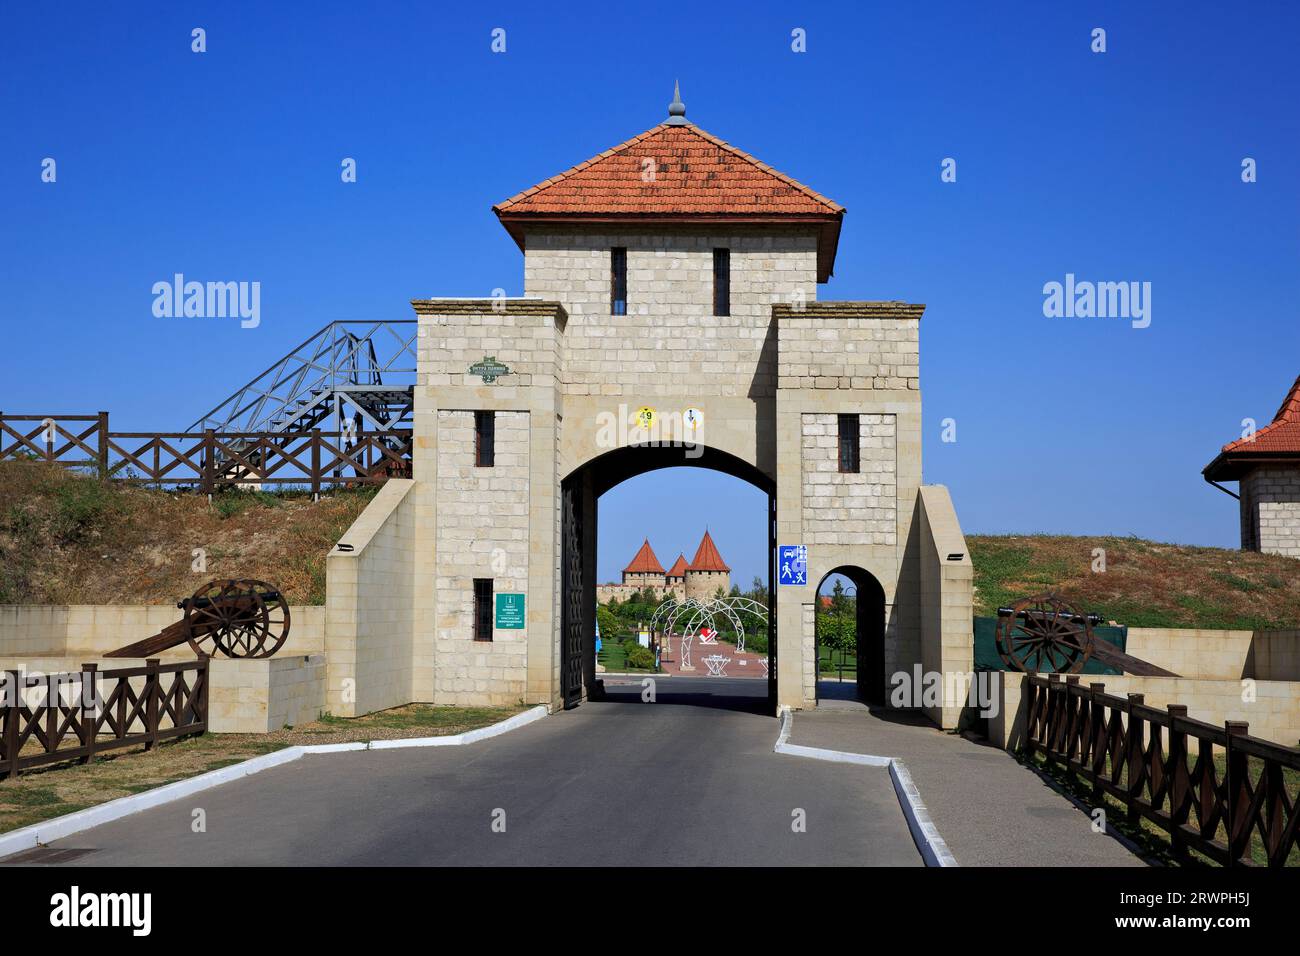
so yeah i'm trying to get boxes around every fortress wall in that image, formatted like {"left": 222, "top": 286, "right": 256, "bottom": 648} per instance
{"left": 524, "top": 227, "right": 817, "bottom": 400}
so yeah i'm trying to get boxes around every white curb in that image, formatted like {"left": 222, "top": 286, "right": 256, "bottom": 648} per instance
{"left": 0, "top": 705, "right": 548, "bottom": 861}
{"left": 774, "top": 706, "right": 958, "bottom": 867}
{"left": 367, "top": 705, "right": 546, "bottom": 749}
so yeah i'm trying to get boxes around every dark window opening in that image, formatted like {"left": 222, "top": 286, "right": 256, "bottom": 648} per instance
{"left": 475, "top": 411, "right": 495, "bottom": 467}
{"left": 838, "top": 414, "right": 860, "bottom": 473}
{"left": 713, "top": 248, "right": 730, "bottom": 316}
{"left": 611, "top": 247, "right": 627, "bottom": 315}
{"left": 473, "top": 578, "right": 493, "bottom": 641}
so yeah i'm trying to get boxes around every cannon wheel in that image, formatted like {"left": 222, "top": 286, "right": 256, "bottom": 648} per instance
{"left": 185, "top": 579, "right": 291, "bottom": 659}
{"left": 995, "top": 593, "right": 1093, "bottom": 673}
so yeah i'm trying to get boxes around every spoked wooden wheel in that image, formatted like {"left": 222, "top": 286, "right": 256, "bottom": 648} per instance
{"left": 995, "top": 593, "right": 1093, "bottom": 673}
{"left": 184, "top": 579, "right": 291, "bottom": 659}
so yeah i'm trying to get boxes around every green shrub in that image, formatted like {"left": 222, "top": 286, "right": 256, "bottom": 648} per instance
{"left": 816, "top": 612, "right": 856, "bottom": 654}
{"left": 624, "top": 643, "right": 655, "bottom": 670}
{"left": 211, "top": 488, "right": 282, "bottom": 520}
{"left": 52, "top": 479, "right": 119, "bottom": 542}
{"left": 596, "top": 606, "right": 618, "bottom": 641}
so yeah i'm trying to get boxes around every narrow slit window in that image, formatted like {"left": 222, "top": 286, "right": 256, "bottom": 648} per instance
{"left": 611, "top": 247, "right": 627, "bottom": 315}
{"left": 475, "top": 410, "right": 495, "bottom": 467}
{"left": 838, "top": 414, "right": 860, "bottom": 473}
{"left": 713, "top": 248, "right": 730, "bottom": 317}
{"left": 473, "top": 578, "right": 493, "bottom": 641}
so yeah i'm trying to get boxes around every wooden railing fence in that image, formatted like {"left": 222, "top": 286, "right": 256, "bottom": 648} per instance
{"left": 1025, "top": 673, "right": 1300, "bottom": 866}
{"left": 0, "top": 413, "right": 411, "bottom": 492}
{"left": 0, "top": 659, "right": 209, "bottom": 780}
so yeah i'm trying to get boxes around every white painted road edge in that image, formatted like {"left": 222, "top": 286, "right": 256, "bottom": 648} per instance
{"left": 0, "top": 704, "right": 549, "bottom": 861}
{"left": 774, "top": 706, "right": 958, "bottom": 867}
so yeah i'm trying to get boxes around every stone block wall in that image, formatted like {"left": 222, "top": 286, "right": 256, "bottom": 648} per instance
{"left": 774, "top": 302, "right": 921, "bottom": 391}
{"left": 410, "top": 299, "right": 564, "bottom": 709}
{"left": 523, "top": 228, "right": 818, "bottom": 399}
{"left": 414, "top": 300, "right": 563, "bottom": 393}
{"left": 596, "top": 583, "right": 683, "bottom": 604}
{"left": 433, "top": 409, "right": 530, "bottom": 705}
{"left": 1124, "top": 628, "right": 1300, "bottom": 682}
{"left": 685, "top": 570, "right": 729, "bottom": 601}
{"left": 623, "top": 571, "right": 665, "bottom": 590}
{"left": 0, "top": 604, "right": 324, "bottom": 660}
{"left": 210, "top": 654, "right": 327, "bottom": 733}
{"left": 1240, "top": 465, "right": 1300, "bottom": 557}
{"left": 801, "top": 412, "right": 897, "bottom": 547}
{"left": 917, "top": 485, "right": 974, "bottom": 729}
{"left": 325, "top": 479, "right": 417, "bottom": 717}
{"left": 1251, "top": 629, "right": 1300, "bottom": 680}
{"left": 1125, "top": 628, "right": 1254, "bottom": 680}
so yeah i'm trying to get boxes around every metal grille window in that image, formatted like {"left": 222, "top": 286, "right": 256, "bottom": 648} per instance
{"left": 713, "top": 248, "right": 730, "bottom": 317}
{"left": 838, "top": 414, "right": 860, "bottom": 473}
{"left": 610, "top": 247, "right": 627, "bottom": 315}
{"left": 474, "top": 411, "right": 495, "bottom": 467}
{"left": 473, "top": 578, "right": 493, "bottom": 641}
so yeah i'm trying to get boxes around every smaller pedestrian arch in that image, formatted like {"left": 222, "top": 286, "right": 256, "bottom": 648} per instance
{"left": 814, "top": 566, "right": 887, "bottom": 705}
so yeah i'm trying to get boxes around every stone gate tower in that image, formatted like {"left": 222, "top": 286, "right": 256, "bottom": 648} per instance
{"left": 325, "top": 90, "right": 974, "bottom": 726}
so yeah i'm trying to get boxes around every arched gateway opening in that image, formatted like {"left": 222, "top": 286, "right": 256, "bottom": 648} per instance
{"left": 814, "top": 566, "right": 886, "bottom": 705}
{"left": 560, "top": 443, "right": 776, "bottom": 712}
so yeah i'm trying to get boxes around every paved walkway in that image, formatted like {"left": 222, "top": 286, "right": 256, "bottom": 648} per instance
{"left": 791, "top": 702, "right": 1147, "bottom": 867}
{"left": 656, "top": 635, "right": 767, "bottom": 679}
{"left": 4, "top": 678, "right": 920, "bottom": 867}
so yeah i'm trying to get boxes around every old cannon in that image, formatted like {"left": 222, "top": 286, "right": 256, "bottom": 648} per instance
{"left": 995, "top": 592, "right": 1178, "bottom": 677}
{"left": 105, "top": 579, "right": 291, "bottom": 660}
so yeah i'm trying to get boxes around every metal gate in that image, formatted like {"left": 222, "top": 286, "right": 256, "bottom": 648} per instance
{"left": 560, "top": 481, "right": 584, "bottom": 708}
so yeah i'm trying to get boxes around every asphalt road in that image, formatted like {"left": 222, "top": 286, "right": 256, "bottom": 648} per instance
{"left": 5, "top": 677, "right": 922, "bottom": 866}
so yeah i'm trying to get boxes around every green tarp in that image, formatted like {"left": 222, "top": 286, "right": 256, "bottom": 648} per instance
{"left": 972, "top": 616, "right": 1128, "bottom": 675}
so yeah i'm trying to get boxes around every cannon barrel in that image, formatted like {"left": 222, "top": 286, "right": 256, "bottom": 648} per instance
{"left": 996, "top": 606, "right": 1103, "bottom": 628}
{"left": 177, "top": 588, "right": 283, "bottom": 612}
{"left": 106, "top": 578, "right": 290, "bottom": 659}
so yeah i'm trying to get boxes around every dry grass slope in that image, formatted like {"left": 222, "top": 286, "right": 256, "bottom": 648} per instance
{"left": 969, "top": 534, "right": 1300, "bottom": 629}
{"left": 4, "top": 463, "right": 1300, "bottom": 629}
{"left": 0, "top": 461, "right": 375, "bottom": 605}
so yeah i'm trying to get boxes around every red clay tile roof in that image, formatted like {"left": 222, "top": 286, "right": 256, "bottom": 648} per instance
{"left": 623, "top": 538, "right": 666, "bottom": 575}
{"left": 687, "top": 530, "right": 730, "bottom": 573}
{"left": 493, "top": 121, "right": 845, "bottom": 281}
{"left": 494, "top": 123, "right": 843, "bottom": 217}
{"left": 666, "top": 554, "right": 689, "bottom": 578}
{"left": 1204, "top": 376, "right": 1300, "bottom": 480}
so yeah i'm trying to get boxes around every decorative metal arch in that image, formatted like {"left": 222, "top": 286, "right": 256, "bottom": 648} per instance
{"left": 651, "top": 596, "right": 768, "bottom": 655}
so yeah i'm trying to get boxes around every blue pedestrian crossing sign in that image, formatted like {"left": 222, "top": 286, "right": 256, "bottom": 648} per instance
{"left": 778, "top": 545, "right": 808, "bottom": 586}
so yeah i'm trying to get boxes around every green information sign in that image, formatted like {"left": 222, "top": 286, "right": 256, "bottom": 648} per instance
{"left": 469, "top": 355, "right": 511, "bottom": 384}
{"left": 495, "top": 593, "right": 526, "bottom": 629}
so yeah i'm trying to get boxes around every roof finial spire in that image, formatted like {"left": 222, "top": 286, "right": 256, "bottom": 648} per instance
{"left": 666, "top": 80, "right": 687, "bottom": 125}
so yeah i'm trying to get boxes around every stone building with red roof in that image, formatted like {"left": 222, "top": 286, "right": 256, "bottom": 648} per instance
{"left": 595, "top": 532, "right": 732, "bottom": 603}
{"left": 1204, "top": 376, "right": 1300, "bottom": 557}
{"left": 327, "top": 86, "right": 974, "bottom": 727}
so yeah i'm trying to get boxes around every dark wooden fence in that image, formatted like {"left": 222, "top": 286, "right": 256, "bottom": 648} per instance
{"left": 1, "top": 659, "right": 208, "bottom": 780}
{"left": 1025, "top": 673, "right": 1300, "bottom": 867}
{"left": 0, "top": 413, "right": 411, "bottom": 492}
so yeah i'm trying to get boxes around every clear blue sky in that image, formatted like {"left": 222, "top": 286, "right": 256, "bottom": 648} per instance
{"left": 3, "top": 3, "right": 1298, "bottom": 589}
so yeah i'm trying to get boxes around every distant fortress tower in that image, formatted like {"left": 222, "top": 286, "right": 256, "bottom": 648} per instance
{"left": 683, "top": 530, "right": 731, "bottom": 601}
{"left": 596, "top": 531, "right": 731, "bottom": 604}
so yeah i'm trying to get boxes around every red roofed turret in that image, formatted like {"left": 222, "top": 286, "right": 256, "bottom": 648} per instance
{"left": 687, "top": 530, "right": 730, "bottom": 573}
{"left": 623, "top": 538, "right": 666, "bottom": 575}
